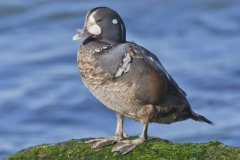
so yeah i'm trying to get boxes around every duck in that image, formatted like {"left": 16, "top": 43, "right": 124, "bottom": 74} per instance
{"left": 73, "top": 6, "right": 213, "bottom": 154}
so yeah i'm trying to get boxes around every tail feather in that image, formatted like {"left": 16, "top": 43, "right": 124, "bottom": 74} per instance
{"left": 191, "top": 112, "right": 214, "bottom": 125}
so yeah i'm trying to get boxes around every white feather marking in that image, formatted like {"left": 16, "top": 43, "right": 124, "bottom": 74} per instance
{"left": 89, "top": 14, "right": 95, "bottom": 23}
{"left": 88, "top": 24, "right": 101, "bottom": 35}
{"left": 95, "top": 48, "right": 101, "bottom": 52}
{"left": 115, "top": 68, "right": 124, "bottom": 78}
{"left": 123, "top": 53, "right": 131, "bottom": 63}
{"left": 149, "top": 56, "right": 154, "bottom": 61}
{"left": 112, "top": 19, "right": 118, "bottom": 24}
{"left": 87, "top": 13, "right": 101, "bottom": 35}
{"left": 124, "top": 64, "right": 130, "bottom": 73}
{"left": 115, "top": 53, "right": 131, "bottom": 78}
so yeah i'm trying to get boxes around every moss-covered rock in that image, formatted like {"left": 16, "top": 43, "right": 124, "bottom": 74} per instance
{"left": 5, "top": 137, "right": 240, "bottom": 160}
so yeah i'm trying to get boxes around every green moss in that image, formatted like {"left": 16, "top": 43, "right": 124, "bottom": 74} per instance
{"left": 5, "top": 137, "right": 240, "bottom": 160}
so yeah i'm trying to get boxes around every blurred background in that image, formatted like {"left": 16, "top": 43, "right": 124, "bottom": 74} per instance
{"left": 0, "top": 0, "right": 240, "bottom": 158}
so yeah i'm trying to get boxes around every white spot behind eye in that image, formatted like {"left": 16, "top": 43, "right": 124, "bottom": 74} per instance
{"left": 112, "top": 19, "right": 118, "bottom": 24}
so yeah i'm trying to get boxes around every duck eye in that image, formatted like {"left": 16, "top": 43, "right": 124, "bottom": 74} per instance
{"left": 96, "top": 18, "right": 102, "bottom": 22}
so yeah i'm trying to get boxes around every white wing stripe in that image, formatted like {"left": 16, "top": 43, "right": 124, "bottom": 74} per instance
{"left": 115, "top": 53, "right": 131, "bottom": 78}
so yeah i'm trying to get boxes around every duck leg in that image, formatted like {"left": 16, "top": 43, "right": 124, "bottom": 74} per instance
{"left": 85, "top": 113, "right": 127, "bottom": 149}
{"left": 112, "top": 122, "right": 148, "bottom": 154}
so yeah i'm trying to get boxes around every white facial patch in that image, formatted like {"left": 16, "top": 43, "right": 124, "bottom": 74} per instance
{"left": 112, "top": 19, "right": 118, "bottom": 24}
{"left": 89, "top": 14, "right": 96, "bottom": 23}
{"left": 87, "top": 14, "right": 101, "bottom": 35}
{"left": 88, "top": 24, "right": 101, "bottom": 35}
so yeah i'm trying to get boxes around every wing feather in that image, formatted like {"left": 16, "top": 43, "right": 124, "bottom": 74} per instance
{"left": 126, "top": 42, "right": 187, "bottom": 97}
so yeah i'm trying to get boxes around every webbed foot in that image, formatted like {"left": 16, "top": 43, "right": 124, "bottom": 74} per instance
{"left": 85, "top": 133, "right": 128, "bottom": 149}
{"left": 85, "top": 137, "right": 118, "bottom": 149}
{"left": 111, "top": 138, "right": 145, "bottom": 155}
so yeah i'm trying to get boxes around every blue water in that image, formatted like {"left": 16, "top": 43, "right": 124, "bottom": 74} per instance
{"left": 0, "top": 0, "right": 240, "bottom": 158}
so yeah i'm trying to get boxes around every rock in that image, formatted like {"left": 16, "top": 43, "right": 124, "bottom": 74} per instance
{"left": 5, "top": 137, "right": 240, "bottom": 160}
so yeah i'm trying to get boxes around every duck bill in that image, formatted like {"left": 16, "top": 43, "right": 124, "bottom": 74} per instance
{"left": 72, "top": 28, "right": 91, "bottom": 41}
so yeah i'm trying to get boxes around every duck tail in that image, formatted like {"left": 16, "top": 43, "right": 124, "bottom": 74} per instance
{"left": 191, "top": 112, "right": 214, "bottom": 125}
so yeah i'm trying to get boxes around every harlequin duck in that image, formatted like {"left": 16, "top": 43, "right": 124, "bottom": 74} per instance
{"left": 73, "top": 7, "right": 213, "bottom": 154}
